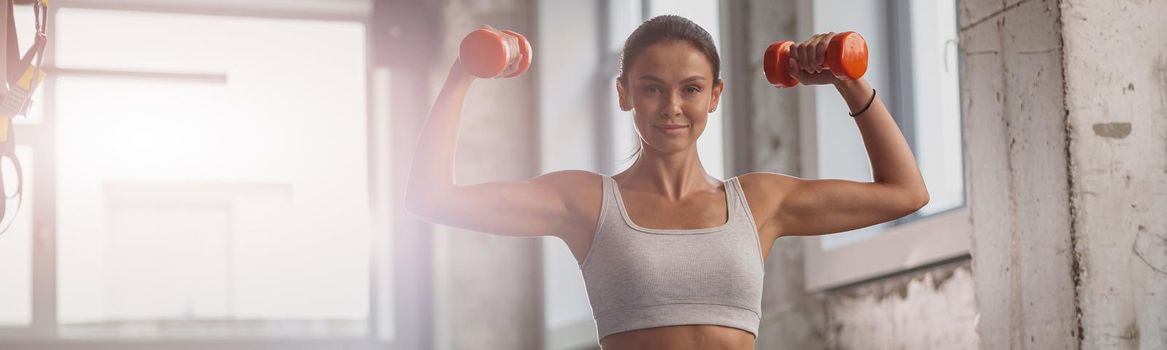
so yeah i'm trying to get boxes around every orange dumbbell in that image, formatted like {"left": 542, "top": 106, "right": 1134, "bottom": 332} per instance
{"left": 459, "top": 26, "right": 532, "bottom": 79}
{"left": 763, "top": 31, "right": 868, "bottom": 88}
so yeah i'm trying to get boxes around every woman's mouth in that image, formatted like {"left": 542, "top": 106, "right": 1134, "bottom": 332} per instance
{"left": 654, "top": 125, "right": 689, "bottom": 135}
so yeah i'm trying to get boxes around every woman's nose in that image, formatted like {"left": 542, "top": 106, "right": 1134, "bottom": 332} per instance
{"left": 659, "top": 92, "right": 683, "bottom": 117}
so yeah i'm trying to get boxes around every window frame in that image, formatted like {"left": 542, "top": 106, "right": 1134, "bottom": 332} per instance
{"left": 0, "top": 1, "right": 404, "bottom": 348}
{"left": 799, "top": 0, "right": 971, "bottom": 291}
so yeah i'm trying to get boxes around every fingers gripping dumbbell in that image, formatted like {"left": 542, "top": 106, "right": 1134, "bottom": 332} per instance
{"left": 459, "top": 26, "right": 532, "bottom": 79}
{"left": 763, "top": 31, "right": 868, "bottom": 88}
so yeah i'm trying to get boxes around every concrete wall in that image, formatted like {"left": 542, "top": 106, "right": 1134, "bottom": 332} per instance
{"left": 824, "top": 261, "right": 978, "bottom": 349}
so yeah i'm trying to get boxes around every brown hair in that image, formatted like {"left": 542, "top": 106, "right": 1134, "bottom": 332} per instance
{"left": 618, "top": 15, "right": 721, "bottom": 85}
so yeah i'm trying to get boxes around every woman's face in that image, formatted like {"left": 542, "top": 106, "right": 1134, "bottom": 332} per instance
{"left": 617, "top": 40, "right": 724, "bottom": 156}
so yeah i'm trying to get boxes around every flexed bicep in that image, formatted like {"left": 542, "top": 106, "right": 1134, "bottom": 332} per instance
{"left": 405, "top": 170, "right": 596, "bottom": 238}
{"left": 743, "top": 173, "right": 927, "bottom": 238}
{"left": 776, "top": 178, "right": 928, "bottom": 237}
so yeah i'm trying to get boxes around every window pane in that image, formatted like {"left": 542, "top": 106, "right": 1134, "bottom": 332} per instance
{"left": 819, "top": 0, "right": 963, "bottom": 250}
{"left": 814, "top": 0, "right": 896, "bottom": 251}
{"left": 0, "top": 146, "right": 34, "bottom": 327}
{"left": 54, "top": 9, "right": 370, "bottom": 338}
{"left": 911, "top": 0, "right": 964, "bottom": 215}
{"left": 608, "top": 0, "right": 642, "bottom": 52}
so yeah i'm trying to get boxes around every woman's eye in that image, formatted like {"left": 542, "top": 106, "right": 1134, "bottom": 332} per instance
{"left": 686, "top": 86, "right": 702, "bottom": 94}
{"left": 644, "top": 86, "right": 661, "bottom": 94}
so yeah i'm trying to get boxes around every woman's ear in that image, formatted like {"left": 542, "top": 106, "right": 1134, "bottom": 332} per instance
{"left": 616, "top": 79, "right": 632, "bottom": 111}
{"left": 709, "top": 79, "right": 725, "bottom": 113}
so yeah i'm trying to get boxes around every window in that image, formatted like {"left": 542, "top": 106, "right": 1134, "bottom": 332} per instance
{"left": 801, "top": 0, "right": 970, "bottom": 290}
{"left": 54, "top": 9, "right": 370, "bottom": 336}
{"left": 0, "top": 1, "right": 395, "bottom": 346}
{"left": 903, "top": 0, "right": 964, "bottom": 217}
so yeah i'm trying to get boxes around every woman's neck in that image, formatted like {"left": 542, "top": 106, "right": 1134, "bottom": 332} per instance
{"left": 615, "top": 146, "right": 717, "bottom": 202}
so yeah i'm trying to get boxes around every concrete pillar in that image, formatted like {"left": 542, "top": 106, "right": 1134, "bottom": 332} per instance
{"left": 725, "top": 0, "right": 827, "bottom": 349}
{"left": 428, "top": 0, "right": 543, "bottom": 349}
{"left": 1060, "top": 1, "right": 1167, "bottom": 348}
{"left": 960, "top": 0, "right": 1078, "bottom": 348}
{"left": 961, "top": 0, "right": 1167, "bottom": 348}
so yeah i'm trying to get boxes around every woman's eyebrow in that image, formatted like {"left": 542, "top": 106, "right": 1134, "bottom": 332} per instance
{"left": 637, "top": 75, "right": 666, "bottom": 83}
{"left": 636, "top": 75, "right": 707, "bottom": 83}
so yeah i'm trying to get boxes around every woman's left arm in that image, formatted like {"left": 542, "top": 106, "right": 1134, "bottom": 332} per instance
{"left": 837, "top": 78, "right": 927, "bottom": 198}
{"left": 749, "top": 33, "right": 929, "bottom": 238}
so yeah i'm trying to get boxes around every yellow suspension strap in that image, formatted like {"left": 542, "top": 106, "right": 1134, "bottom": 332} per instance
{"left": 0, "top": 0, "right": 47, "bottom": 235}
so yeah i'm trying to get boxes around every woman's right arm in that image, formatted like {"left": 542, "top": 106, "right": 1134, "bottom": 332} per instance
{"left": 403, "top": 60, "right": 579, "bottom": 238}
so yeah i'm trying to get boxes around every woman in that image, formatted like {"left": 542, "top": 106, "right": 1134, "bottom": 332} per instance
{"left": 405, "top": 15, "right": 928, "bottom": 350}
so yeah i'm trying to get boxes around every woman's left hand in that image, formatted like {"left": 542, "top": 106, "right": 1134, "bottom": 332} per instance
{"left": 787, "top": 32, "right": 842, "bottom": 86}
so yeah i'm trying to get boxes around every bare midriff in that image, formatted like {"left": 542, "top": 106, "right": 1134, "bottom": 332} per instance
{"left": 599, "top": 324, "right": 756, "bottom": 350}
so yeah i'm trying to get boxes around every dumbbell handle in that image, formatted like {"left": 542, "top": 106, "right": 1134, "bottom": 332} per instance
{"left": 763, "top": 31, "right": 868, "bottom": 88}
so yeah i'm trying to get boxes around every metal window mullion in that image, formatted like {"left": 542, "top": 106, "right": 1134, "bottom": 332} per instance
{"left": 889, "top": 0, "right": 917, "bottom": 153}
{"left": 49, "top": 0, "right": 370, "bottom": 22}
{"left": 596, "top": 51, "right": 621, "bottom": 175}
{"left": 720, "top": 0, "right": 751, "bottom": 175}
{"left": 597, "top": 0, "right": 615, "bottom": 175}
{"left": 30, "top": 3, "right": 59, "bottom": 338}
{"left": 363, "top": 22, "right": 382, "bottom": 344}
{"left": 954, "top": 0, "right": 969, "bottom": 211}
{"left": 44, "top": 68, "right": 227, "bottom": 84}
{"left": 888, "top": 0, "right": 919, "bottom": 225}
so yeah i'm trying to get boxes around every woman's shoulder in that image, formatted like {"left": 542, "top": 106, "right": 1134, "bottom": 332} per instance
{"left": 532, "top": 170, "right": 605, "bottom": 240}
{"left": 735, "top": 172, "right": 801, "bottom": 208}
{"left": 531, "top": 170, "right": 604, "bottom": 188}
{"left": 530, "top": 170, "right": 605, "bottom": 208}
{"left": 736, "top": 171, "right": 800, "bottom": 191}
